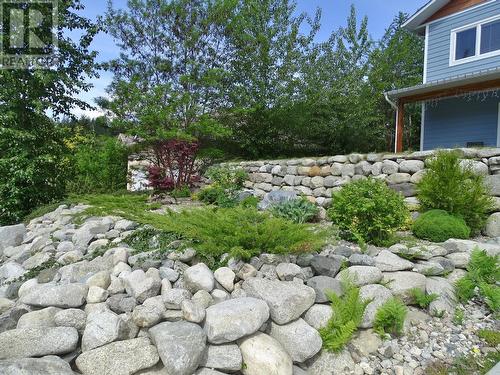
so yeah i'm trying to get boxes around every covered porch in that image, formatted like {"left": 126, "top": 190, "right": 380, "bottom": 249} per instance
{"left": 386, "top": 67, "right": 500, "bottom": 152}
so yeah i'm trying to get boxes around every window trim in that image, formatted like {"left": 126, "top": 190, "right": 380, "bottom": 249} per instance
{"left": 450, "top": 14, "right": 500, "bottom": 66}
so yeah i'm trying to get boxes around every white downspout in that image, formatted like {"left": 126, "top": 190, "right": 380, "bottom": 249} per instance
{"left": 384, "top": 93, "right": 399, "bottom": 153}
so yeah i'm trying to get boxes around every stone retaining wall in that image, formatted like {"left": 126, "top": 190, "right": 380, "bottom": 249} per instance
{"left": 222, "top": 148, "right": 500, "bottom": 212}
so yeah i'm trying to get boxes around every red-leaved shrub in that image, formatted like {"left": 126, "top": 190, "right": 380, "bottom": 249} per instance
{"left": 148, "top": 139, "right": 200, "bottom": 191}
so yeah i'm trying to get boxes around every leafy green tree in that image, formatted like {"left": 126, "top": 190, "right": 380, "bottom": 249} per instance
{"left": 369, "top": 12, "right": 424, "bottom": 151}
{"left": 0, "top": 0, "right": 98, "bottom": 224}
{"left": 102, "top": 0, "right": 233, "bottom": 142}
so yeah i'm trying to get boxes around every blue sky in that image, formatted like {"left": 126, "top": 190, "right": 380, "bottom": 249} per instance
{"left": 75, "top": 0, "right": 426, "bottom": 117}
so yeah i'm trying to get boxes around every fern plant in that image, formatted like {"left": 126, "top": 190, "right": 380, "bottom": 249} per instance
{"left": 373, "top": 298, "right": 408, "bottom": 337}
{"left": 319, "top": 281, "right": 370, "bottom": 352}
{"left": 455, "top": 249, "right": 499, "bottom": 314}
{"left": 409, "top": 288, "right": 439, "bottom": 309}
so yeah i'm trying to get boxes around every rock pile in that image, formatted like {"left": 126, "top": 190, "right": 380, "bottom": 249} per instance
{"left": 0, "top": 205, "right": 498, "bottom": 374}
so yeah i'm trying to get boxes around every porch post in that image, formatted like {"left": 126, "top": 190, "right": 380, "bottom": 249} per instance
{"left": 395, "top": 101, "right": 405, "bottom": 153}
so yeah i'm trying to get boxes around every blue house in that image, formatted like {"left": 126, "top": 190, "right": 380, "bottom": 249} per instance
{"left": 386, "top": 0, "right": 500, "bottom": 152}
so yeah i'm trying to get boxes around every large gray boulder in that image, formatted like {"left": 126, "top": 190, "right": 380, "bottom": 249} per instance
{"left": 122, "top": 269, "right": 161, "bottom": 304}
{"left": 17, "top": 306, "right": 61, "bottom": 328}
{"left": 0, "top": 224, "right": 26, "bottom": 252}
{"left": 201, "top": 344, "right": 242, "bottom": 372}
{"left": 485, "top": 175, "right": 500, "bottom": 196}
{"left": 54, "top": 308, "right": 87, "bottom": 332}
{"left": 374, "top": 250, "right": 414, "bottom": 272}
{"left": 426, "top": 277, "right": 456, "bottom": 315}
{"left": 81, "top": 310, "right": 129, "bottom": 352}
{"left": 335, "top": 266, "right": 383, "bottom": 286}
{"left": 359, "top": 284, "right": 393, "bottom": 329}
{"left": 383, "top": 271, "right": 427, "bottom": 303}
{"left": 183, "top": 263, "right": 215, "bottom": 294}
{"left": 0, "top": 356, "right": 74, "bottom": 375}
{"left": 0, "top": 326, "right": 78, "bottom": 359}
{"left": 149, "top": 321, "right": 206, "bottom": 375}
{"left": 238, "top": 332, "right": 292, "bottom": 375}
{"left": 204, "top": 297, "right": 269, "bottom": 344}
{"left": 76, "top": 337, "right": 159, "bottom": 375}
{"left": 258, "top": 190, "right": 297, "bottom": 210}
{"left": 269, "top": 318, "right": 322, "bottom": 363}
{"left": 303, "top": 304, "right": 332, "bottom": 330}
{"left": 310, "top": 255, "right": 343, "bottom": 277}
{"left": 306, "top": 349, "right": 355, "bottom": 375}
{"left": 20, "top": 283, "right": 88, "bottom": 308}
{"left": 485, "top": 213, "right": 500, "bottom": 237}
{"left": 242, "top": 278, "right": 315, "bottom": 324}
{"left": 306, "top": 276, "right": 343, "bottom": 303}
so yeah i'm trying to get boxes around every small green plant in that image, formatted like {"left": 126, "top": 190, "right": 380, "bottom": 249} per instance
{"left": 417, "top": 150, "right": 494, "bottom": 234}
{"left": 455, "top": 276, "right": 476, "bottom": 303}
{"left": 426, "top": 351, "right": 500, "bottom": 375}
{"left": 170, "top": 186, "right": 192, "bottom": 198}
{"left": 239, "top": 195, "right": 259, "bottom": 209}
{"left": 319, "top": 281, "right": 370, "bottom": 352}
{"left": 328, "top": 178, "right": 409, "bottom": 246}
{"left": 479, "top": 283, "right": 500, "bottom": 313}
{"left": 373, "top": 298, "right": 407, "bottom": 337}
{"left": 432, "top": 309, "right": 445, "bottom": 318}
{"left": 197, "top": 166, "right": 248, "bottom": 207}
{"left": 269, "top": 197, "right": 319, "bottom": 223}
{"left": 409, "top": 288, "right": 439, "bottom": 309}
{"left": 477, "top": 329, "right": 500, "bottom": 347}
{"left": 453, "top": 308, "right": 465, "bottom": 325}
{"left": 455, "top": 249, "right": 499, "bottom": 314}
{"left": 412, "top": 209, "right": 470, "bottom": 242}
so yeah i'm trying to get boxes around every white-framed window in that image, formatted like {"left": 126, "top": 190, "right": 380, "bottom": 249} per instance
{"left": 450, "top": 14, "right": 500, "bottom": 66}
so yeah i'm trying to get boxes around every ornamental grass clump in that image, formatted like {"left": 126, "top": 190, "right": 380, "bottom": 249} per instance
{"left": 328, "top": 178, "right": 409, "bottom": 246}
{"left": 417, "top": 150, "right": 493, "bottom": 234}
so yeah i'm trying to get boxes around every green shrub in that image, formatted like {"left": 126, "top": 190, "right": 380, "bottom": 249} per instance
{"left": 197, "top": 166, "right": 248, "bottom": 207}
{"left": 417, "top": 150, "right": 493, "bottom": 234}
{"left": 409, "top": 288, "right": 439, "bottom": 309}
{"left": 269, "top": 198, "right": 319, "bottom": 223}
{"left": 205, "top": 165, "right": 247, "bottom": 190}
{"left": 477, "top": 329, "right": 500, "bottom": 346}
{"left": 453, "top": 308, "right": 465, "bottom": 325}
{"left": 455, "top": 249, "right": 500, "bottom": 314}
{"left": 412, "top": 210, "right": 470, "bottom": 242}
{"left": 170, "top": 186, "right": 192, "bottom": 198}
{"left": 0, "top": 118, "right": 70, "bottom": 225}
{"left": 319, "top": 281, "right": 370, "bottom": 352}
{"left": 159, "top": 207, "right": 329, "bottom": 267}
{"left": 68, "top": 136, "right": 128, "bottom": 194}
{"left": 373, "top": 298, "right": 407, "bottom": 336}
{"left": 328, "top": 178, "right": 409, "bottom": 245}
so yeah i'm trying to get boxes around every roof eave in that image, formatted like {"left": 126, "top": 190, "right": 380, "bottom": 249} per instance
{"left": 403, "top": 0, "right": 450, "bottom": 32}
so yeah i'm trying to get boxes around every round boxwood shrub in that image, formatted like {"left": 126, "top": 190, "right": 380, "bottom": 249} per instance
{"left": 328, "top": 178, "right": 409, "bottom": 246}
{"left": 413, "top": 209, "right": 470, "bottom": 242}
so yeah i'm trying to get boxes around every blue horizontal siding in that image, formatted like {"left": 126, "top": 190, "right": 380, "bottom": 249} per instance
{"left": 423, "top": 91, "right": 499, "bottom": 150}
{"left": 426, "top": 1, "right": 500, "bottom": 82}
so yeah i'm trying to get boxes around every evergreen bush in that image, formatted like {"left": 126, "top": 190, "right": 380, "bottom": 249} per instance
{"left": 417, "top": 150, "right": 493, "bottom": 234}
{"left": 412, "top": 209, "right": 470, "bottom": 242}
